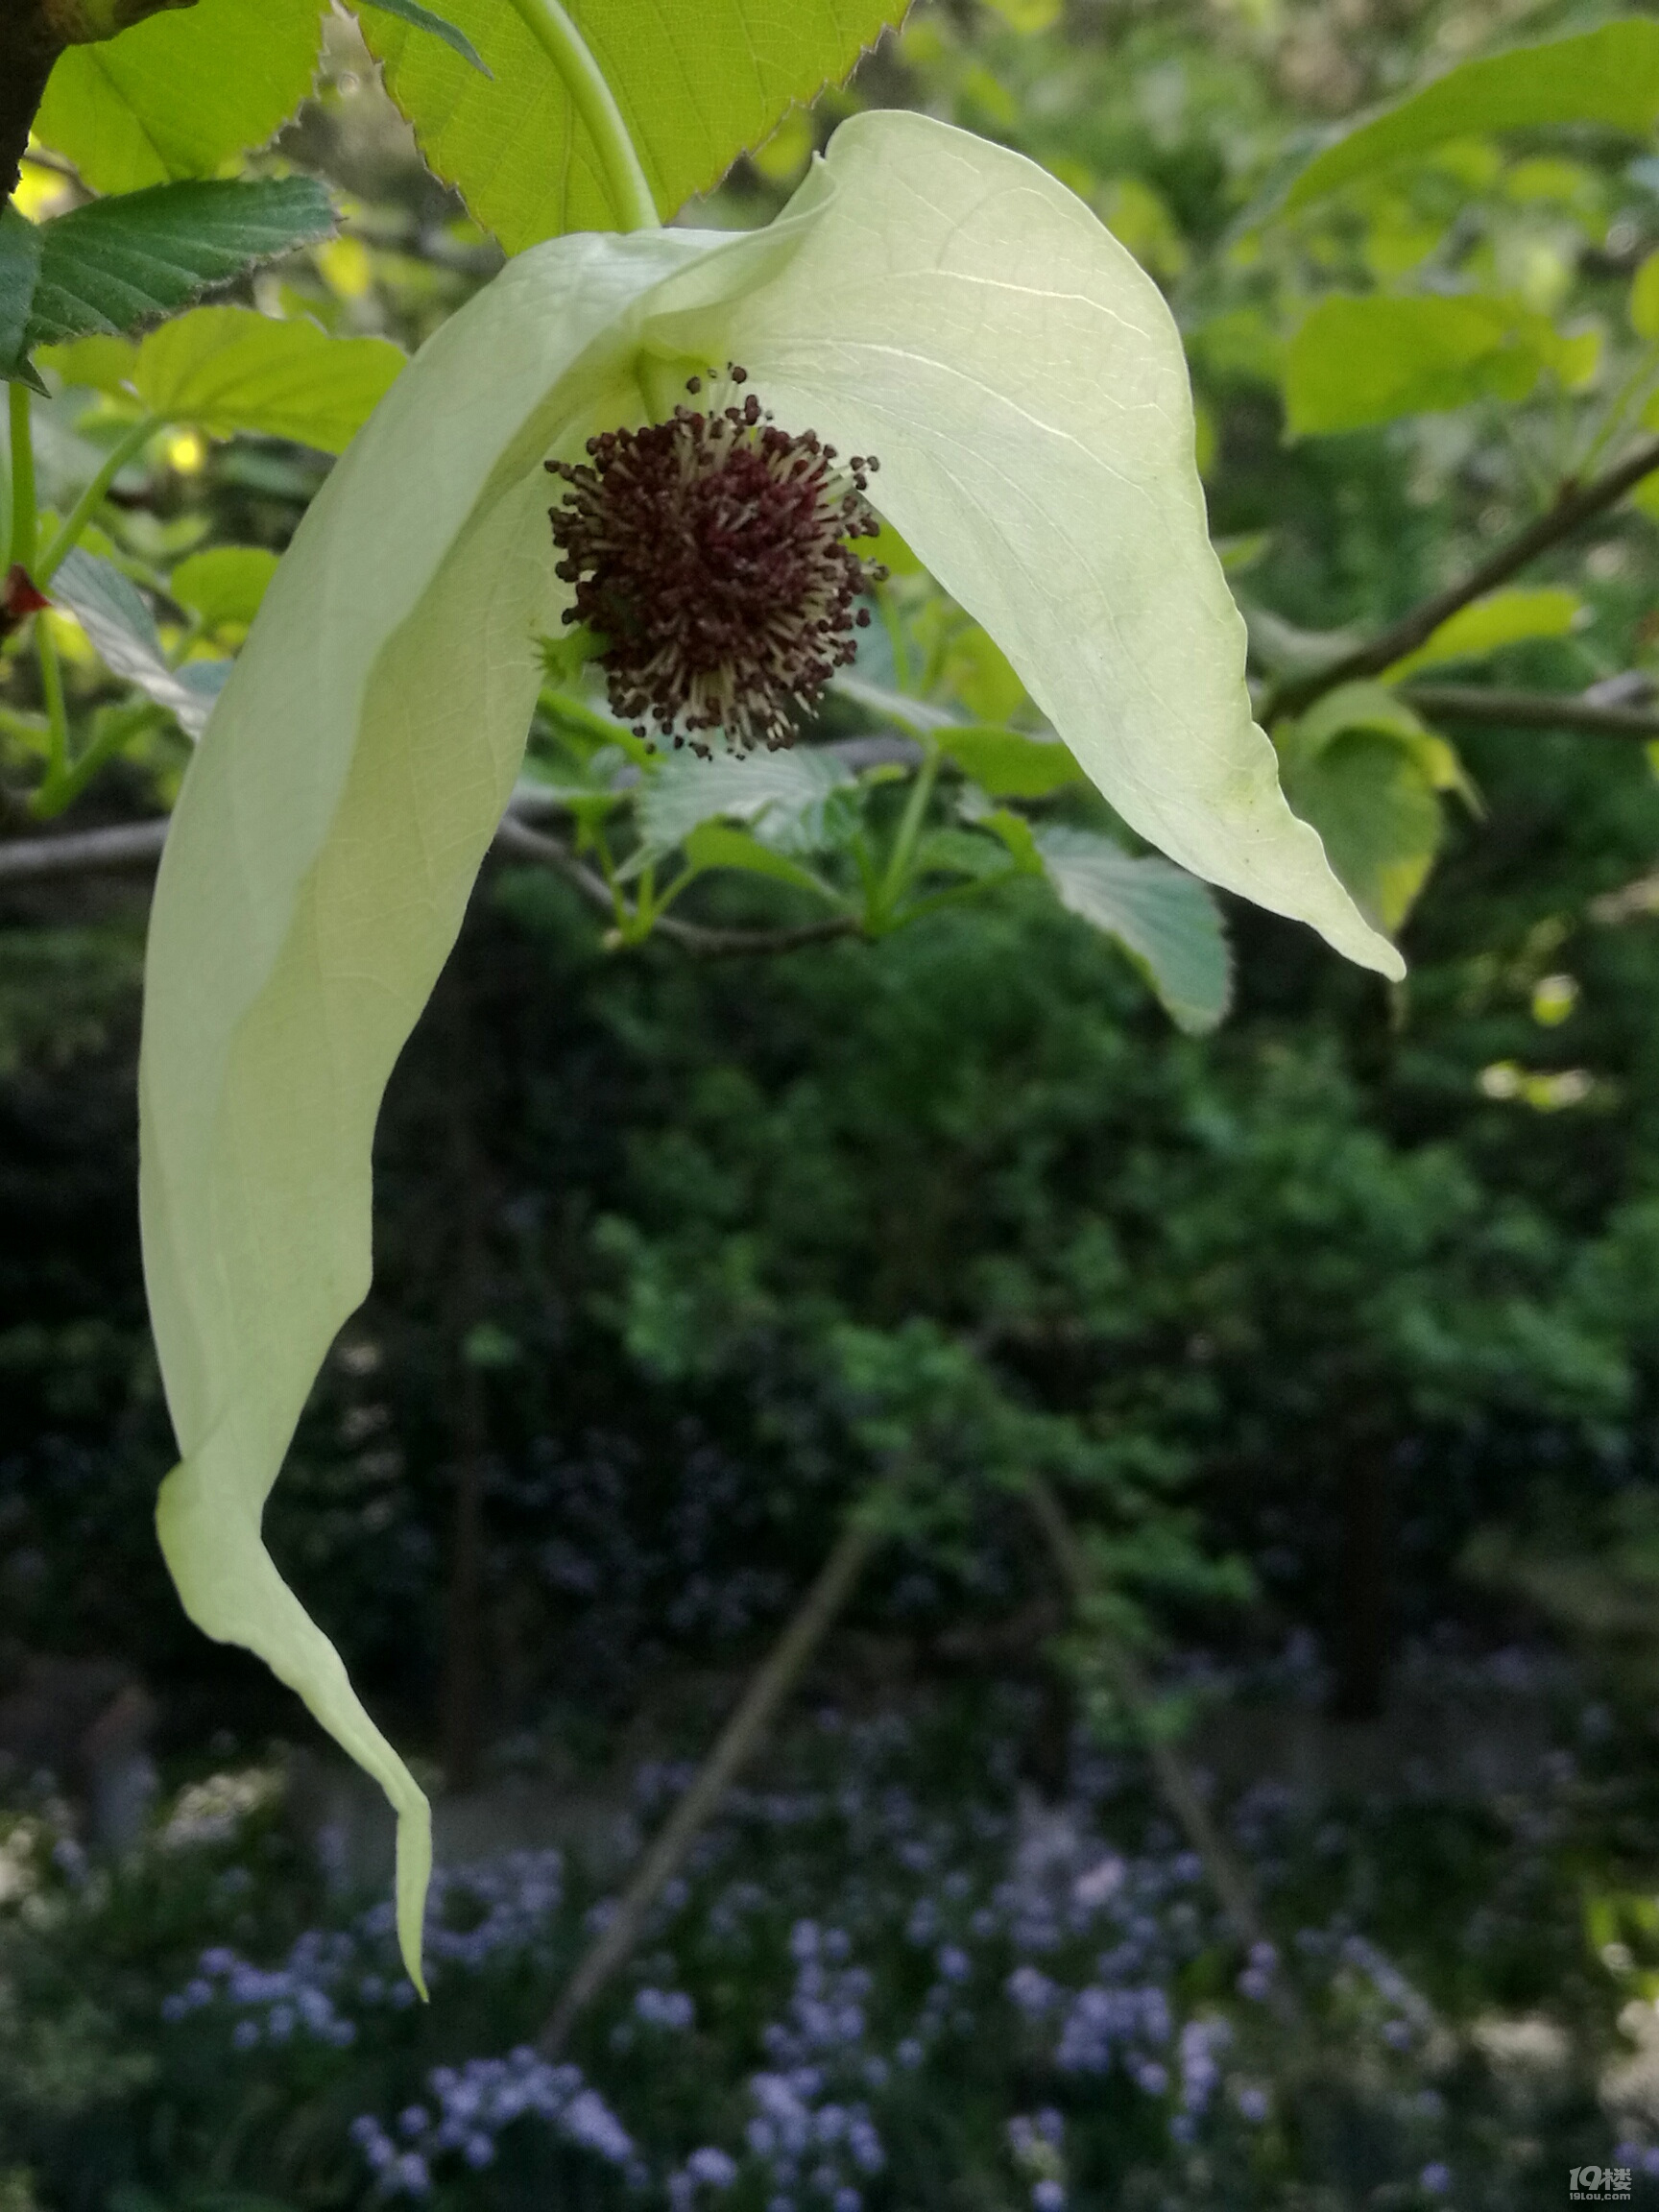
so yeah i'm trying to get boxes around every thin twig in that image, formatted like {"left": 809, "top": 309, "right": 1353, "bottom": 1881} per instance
{"left": 0, "top": 811, "right": 860, "bottom": 958}
{"left": 0, "top": 819, "right": 169, "bottom": 881}
{"left": 1399, "top": 684, "right": 1659, "bottom": 742}
{"left": 1265, "top": 435, "right": 1659, "bottom": 720}
{"left": 1022, "top": 1474, "right": 1271, "bottom": 1959}
{"left": 538, "top": 1508, "right": 882, "bottom": 2056}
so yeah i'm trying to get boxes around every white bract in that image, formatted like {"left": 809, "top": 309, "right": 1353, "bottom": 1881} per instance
{"left": 138, "top": 109, "right": 1399, "bottom": 1989}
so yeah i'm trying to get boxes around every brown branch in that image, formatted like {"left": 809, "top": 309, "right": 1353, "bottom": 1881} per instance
{"left": 491, "top": 815, "right": 861, "bottom": 959}
{"left": 1399, "top": 684, "right": 1659, "bottom": 742}
{"left": 1022, "top": 1474, "right": 1273, "bottom": 1960}
{"left": 537, "top": 1507, "right": 882, "bottom": 2056}
{"left": 1266, "top": 435, "right": 1659, "bottom": 721}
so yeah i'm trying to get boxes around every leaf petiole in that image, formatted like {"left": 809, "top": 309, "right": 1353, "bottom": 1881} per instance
{"left": 36, "top": 416, "right": 160, "bottom": 586}
{"left": 500, "top": 0, "right": 658, "bottom": 234}
{"left": 7, "top": 380, "right": 36, "bottom": 574}
{"left": 868, "top": 735, "right": 940, "bottom": 931}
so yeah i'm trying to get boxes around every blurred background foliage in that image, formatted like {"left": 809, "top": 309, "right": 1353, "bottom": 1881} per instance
{"left": 17, "top": 0, "right": 1659, "bottom": 2204}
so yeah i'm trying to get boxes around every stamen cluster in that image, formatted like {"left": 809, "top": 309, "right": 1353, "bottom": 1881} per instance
{"left": 546, "top": 367, "right": 884, "bottom": 754}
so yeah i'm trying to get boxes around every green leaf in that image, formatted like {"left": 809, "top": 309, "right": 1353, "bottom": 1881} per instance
{"left": 132, "top": 308, "right": 405, "bottom": 455}
{"left": 1383, "top": 586, "right": 1582, "bottom": 681}
{"left": 170, "top": 547, "right": 280, "bottom": 630}
{"left": 1283, "top": 21, "right": 1659, "bottom": 213}
{"left": 36, "top": 333, "right": 140, "bottom": 394}
{"left": 1276, "top": 684, "right": 1467, "bottom": 933}
{"left": 353, "top": 0, "right": 909, "bottom": 251}
{"left": 353, "top": 0, "right": 490, "bottom": 74}
{"left": 681, "top": 820, "right": 837, "bottom": 897}
{"left": 50, "top": 549, "right": 229, "bottom": 736}
{"left": 636, "top": 745, "right": 857, "bottom": 860}
{"left": 34, "top": 0, "right": 325, "bottom": 196}
{"left": 1286, "top": 294, "right": 1564, "bottom": 435}
{"left": 938, "top": 725, "right": 1083, "bottom": 798}
{"left": 26, "top": 181, "right": 337, "bottom": 353}
{"left": 1031, "top": 826, "right": 1232, "bottom": 1033}
{"left": 910, "top": 826, "right": 1018, "bottom": 881}
{"left": 1633, "top": 251, "right": 1659, "bottom": 343}
{"left": 0, "top": 207, "right": 44, "bottom": 387}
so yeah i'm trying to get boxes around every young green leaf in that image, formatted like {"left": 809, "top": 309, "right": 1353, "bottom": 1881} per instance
{"left": 1286, "top": 295, "right": 1565, "bottom": 436}
{"left": 51, "top": 548, "right": 229, "bottom": 735}
{"left": 169, "top": 546, "right": 280, "bottom": 630}
{"left": 132, "top": 308, "right": 405, "bottom": 455}
{"left": 353, "top": 0, "right": 910, "bottom": 250}
{"left": 26, "top": 180, "right": 336, "bottom": 352}
{"left": 139, "top": 112, "right": 1395, "bottom": 1989}
{"left": 352, "top": 0, "right": 491, "bottom": 75}
{"left": 1383, "top": 586, "right": 1582, "bottom": 682}
{"left": 937, "top": 726, "right": 1082, "bottom": 799}
{"left": 34, "top": 0, "right": 325, "bottom": 197}
{"left": 1283, "top": 20, "right": 1659, "bottom": 214}
{"left": 1032, "top": 826, "right": 1232, "bottom": 1034}
{"left": 681, "top": 820, "right": 840, "bottom": 897}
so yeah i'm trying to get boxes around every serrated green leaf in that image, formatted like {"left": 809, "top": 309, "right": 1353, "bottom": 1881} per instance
{"left": 26, "top": 181, "right": 337, "bottom": 353}
{"left": 681, "top": 820, "right": 838, "bottom": 896}
{"left": 1383, "top": 586, "right": 1582, "bottom": 682}
{"left": 939, "top": 725, "right": 1082, "bottom": 798}
{"left": 170, "top": 547, "right": 279, "bottom": 630}
{"left": 354, "top": 0, "right": 910, "bottom": 251}
{"left": 1283, "top": 21, "right": 1659, "bottom": 214}
{"left": 353, "top": 0, "right": 490, "bottom": 74}
{"left": 637, "top": 746, "right": 857, "bottom": 859}
{"left": 132, "top": 308, "right": 404, "bottom": 455}
{"left": 51, "top": 549, "right": 229, "bottom": 736}
{"left": 1032, "top": 826, "right": 1232, "bottom": 1033}
{"left": 1, "top": 207, "right": 44, "bottom": 386}
{"left": 35, "top": 0, "right": 325, "bottom": 196}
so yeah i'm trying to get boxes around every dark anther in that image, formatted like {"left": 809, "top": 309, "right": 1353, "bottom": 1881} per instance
{"left": 546, "top": 364, "right": 886, "bottom": 756}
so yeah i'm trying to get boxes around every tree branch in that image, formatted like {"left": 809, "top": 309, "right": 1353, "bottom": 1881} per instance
{"left": 1265, "top": 435, "right": 1659, "bottom": 720}
{"left": 1022, "top": 1473, "right": 1274, "bottom": 1960}
{"left": 0, "top": 817, "right": 168, "bottom": 879}
{"left": 537, "top": 1507, "right": 881, "bottom": 2056}
{"left": 1398, "top": 684, "right": 1659, "bottom": 742}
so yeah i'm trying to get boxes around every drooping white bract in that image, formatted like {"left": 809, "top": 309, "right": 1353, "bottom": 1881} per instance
{"left": 139, "top": 108, "right": 1400, "bottom": 1990}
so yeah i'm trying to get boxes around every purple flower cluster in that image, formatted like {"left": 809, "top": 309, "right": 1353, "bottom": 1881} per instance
{"left": 349, "top": 2049, "right": 634, "bottom": 2197}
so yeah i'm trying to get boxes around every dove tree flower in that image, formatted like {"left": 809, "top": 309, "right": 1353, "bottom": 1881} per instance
{"left": 138, "top": 94, "right": 1401, "bottom": 1991}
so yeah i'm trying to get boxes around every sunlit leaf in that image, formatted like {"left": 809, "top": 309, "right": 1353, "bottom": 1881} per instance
{"left": 1032, "top": 826, "right": 1232, "bottom": 1034}
{"left": 132, "top": 308, "right": 405, "bottom": 455}
{"left": 353, "top": 0, "right": 910, "bottom": 250}
{"left": 1283, "top": 21, "right": 1659, "bottom": 213}
{"left": 1383, "top": 586, "right": 1583, "bottom": 681}
{"left": 939, "top": 726, "right": 1082, "bottom": 798}
{"left": 35, "top": 0, "right": 325, "bottom": 196}
{"left": 1286, "top": 294, "right": 1566, "bottom": 435}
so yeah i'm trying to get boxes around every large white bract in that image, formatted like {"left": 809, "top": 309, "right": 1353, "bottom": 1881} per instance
{"left": 139, "top": 109, "right": 1399, "bottom": 1991}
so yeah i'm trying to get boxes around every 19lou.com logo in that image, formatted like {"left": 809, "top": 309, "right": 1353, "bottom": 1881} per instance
{"left": 1571, "top": 2168, "right": 1633, "bottom": 2200}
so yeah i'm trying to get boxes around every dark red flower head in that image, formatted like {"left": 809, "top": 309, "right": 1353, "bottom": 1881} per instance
{"left": 545, "top": 366, "right": 884, "bottom": 755}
